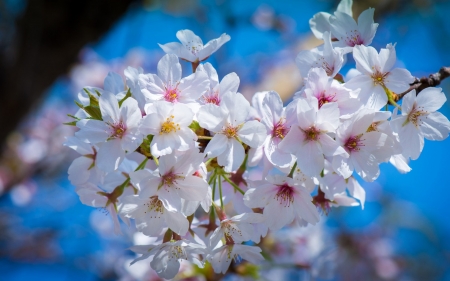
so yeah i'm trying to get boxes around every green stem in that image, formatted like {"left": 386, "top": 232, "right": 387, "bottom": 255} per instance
{"left": 153, "top": 157, "right": 159, "bottom": 167}
{"left": 222, "top": 175, "right": 245, "bottom": 195}
{"left": 218, "top": 174, "right": 224, "bottom": 209}
{"left": 197, "top": 136, "right": 212, "bottom": 140}
{"left": 288, "top": 161, "right": 297, "bottom": 178}
{"left": 135, "top": 157, "right": 148, "bottom": 171}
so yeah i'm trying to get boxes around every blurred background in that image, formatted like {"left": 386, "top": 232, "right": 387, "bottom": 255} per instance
{"left": 0, "top": 0, "right": 450, "bottom": 280}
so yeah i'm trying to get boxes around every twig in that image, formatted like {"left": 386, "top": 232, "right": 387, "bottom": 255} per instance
{"left": 395, "top": 66, "right": 450, "bottom": 101}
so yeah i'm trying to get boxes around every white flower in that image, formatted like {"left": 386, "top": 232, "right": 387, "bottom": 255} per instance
{"left": 124, "top": 66, "right": 148, "bottom": 113}
{"left": 140, "top": 101, "right": 197, "bottom": 157}
{"left": 139, "top": 54, "right": 209, "bottom": 107}
{"left": 75, "top": 93, "right": 143, "bottom": 172}
{"left": 330, "top": 7, "right": 378, "bottom": 52}
{"left": 159, "top": 29, "right": 230, "bottom": 63}
{"left": 345, "top": 44, "right": 415, "bottom": 110}
{"left": 130, "top": 150, "right": 209, "bottom": 213}
{"left": 208, "top": 244, "right": 264, "bottom": 274}
{"left": 391, "top": 88, "right": 450, "bottom": 160}
{"left": 130, "top": 240, "right": 205, "bottom": 280}
{"left": 198, "top": 92, "right": 266, "bottom": 172}
{"left": 296, "top": 32, "right": 345, "bottom": 78}
{"left": 255, "top": 91, "right": 297, "bottom": 168}
{"left": 297, "top": 67, "right": 361, "bottom": 117}
{"left": 64, "top": 136, "right": 103, "bottom": 186}
{"left": 209, "top": 213, "right": 264, "bottom": 248}
{"left": 309, "top": 0, "right": 353, "bottom": 40}
{"left": 332, "top": 109, "right": 394, "bottom": 181}
{"left": 120, "top": 194, "right": 189, "bottom": 236}
{"left": 279, "top": 97, "right": 347, "bottom": 177}
{"left": 197, "top": 62, "right": 240, "bottom": 106}
{"left": 244, "top": 175, "right": 320, "bottom": 231}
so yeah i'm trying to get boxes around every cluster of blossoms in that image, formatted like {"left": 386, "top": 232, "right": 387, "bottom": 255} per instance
{"left": 65, "top": 1, "right": 450, "bottom": 278}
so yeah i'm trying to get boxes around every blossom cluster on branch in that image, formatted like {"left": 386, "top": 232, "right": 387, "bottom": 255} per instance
{"left": 65, "top": 0, "right": 450, "bottom": 278}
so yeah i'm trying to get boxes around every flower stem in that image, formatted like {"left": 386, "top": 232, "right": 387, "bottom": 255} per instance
{"left": 197, "top": 136, "right": 212, "bottom": 140}
{"left": 218, "top": 174, "right": 224, "bottom": 209}
{"left": 288, "top": 161, "right": 297, "bottom": 178}
{"left": 135, "top": 157, "right": 148, "bottom": 171}
{"left": 222, "top": 175, "right": 245, "bottom": 195}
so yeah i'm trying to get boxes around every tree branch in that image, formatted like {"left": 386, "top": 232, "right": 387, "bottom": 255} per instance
{"left": 395, "top": 66, "right": 450, "bottom": 101}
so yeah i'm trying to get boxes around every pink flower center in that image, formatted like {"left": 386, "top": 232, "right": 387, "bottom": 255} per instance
{"left": 164, "top": 86, "right": 180, "bottom": 103}
{"left": 317, "top": 91, "right": 336, "bottom": 109}
{"left": 272, "top": 120, "right": 288, "bottom": 139}
{"left": 344, "top": 134, "right": 364, "bottom": 153}
{"left": 203, "top": 92, "right": 221, "bottom": 105}
{"left": 108, "top": 121, "right": 127, "bottom": 139}
{"left": 275, "top": 183, "right": 295, "bottom": 207}
{"left": 303, "top": 126, "right": 321, "bottom": 142}
{"left": 343, "top": 30, "right": 364, "bottom": 47}
{"left": 160, "top": 171, "right": 183, "bottom": 188}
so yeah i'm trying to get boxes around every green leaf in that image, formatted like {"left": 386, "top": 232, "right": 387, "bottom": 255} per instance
{"left": 63, "top": 121, "right": 77, "bottom": 126}
{"left": 83, "top": 105, "right": 103, "bottom": 120}
{"left": 75, "top": 100, "right": 84, "bottom": 109}
{"left": 188, "top": 120, "right": 201, "bottom": 131}
{"left": 67, "top": 114, "right": 80, "bottom": 120}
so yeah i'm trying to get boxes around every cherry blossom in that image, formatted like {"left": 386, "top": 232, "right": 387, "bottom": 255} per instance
{"left": 159, "top": 29, "right": 230, "bottom": 63}
{"left": 208, "top": 244, "right": 264, "bottom": 274}
{"left": 391, "top": 88, "right": 450, "bottom": 160}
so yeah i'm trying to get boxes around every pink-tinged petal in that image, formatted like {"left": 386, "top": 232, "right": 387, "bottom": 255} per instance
{"left": 120, "top": 97, "right": 141, "bottom": 128}
{"left": 243, "top": 186, "right": 269, "bottom": 208}
{"left": 222, "top": 92, "right": 250, "bottom": 126}
{"left": 172, "top": 149, "right": 204, "bottom": 176}
{"left": 76, "top": 119, "right": 110, "bottom": 143}
{"left": 202, "top": 63, "right": 219, "bottom": 86}
{"left": 357, "top": 8, "right": 377, "bottom": 45}
{"left": 247, "top": 145, "right": 264, "bottom": 167}
{"left": 99, "top": 91, "right": 120, "bottom": 122}
{"left": 178, "top": 70, "right": 209, "bottom": 101}
{"left": 385, "top": 68, "right": 414, "bottom": 93}
{"left": 333, "top": 194, "right": 359, "bottom": 206}
{"left": 138, "top": 214, "right": 165, "bottom": 237}
{"left": 296, "top": 98, "right": 317, "bottom": 128}
{"left": 351, "top": 149, "right": 380, "bottom": 182}
{"left": 238, "top": 120, "right": 267, "bottom": 148}
{"left": 344, "top": 74, "right": 374, "bottom": 102}
{"left": 68, "top": 156, "right": 92, "bottom": 186}
{"left": 332, "top": 155, "right": 353, "bottom": 179}
{"left": 330, "top": 11, "right": 358, "bottom": 41}
{"left": 219, "top": 72, "right": 240, "bottom": 95}
{"left": 204, "top": 134, "right": 229, "bottom": 159}
{"left": 262, "top": 90, "right": 284, "bottom": 125}
{"left": 96, "top": 140, "right": 125, "bottom": 172}
{"left": 296, "top": 140, "right": 324, "bottom": 177}
{"left": 121, "top": 131, "right": 143, "bottom": 154}
{"left": 218, "top": 138, "right": 245, "bottom": 172}
{"left": 197, "top": 40, "right": 217, "bottom": 61}
{"left": 415, "top": 87, "right": 447, "bottom": 112}
{"left": 139, "top": 114, "right": 161, "bottom": 136}
{"left": 64, "top": 136, "right": 94, "bottom": 155}
{"left": 353, "top": 45, "right": 379, "bottom": 75}
{"left": 321, "top": 133, "right": 347, "bottom": 157}
{"left": 389, "top": 154, "right": 411, "bottom": 174}
{"left": 157, "top": 54, "right": 182, "bottom": 85}
{"left": 139, "top": 73, "right": 165, "bottom": 100}
{"left": 104, "top": 72, "right": 124, "bottom": 94}
{"left": 233, "top": 245, "right": 264, "bottom": 265}
{"left": 165, "top": 210, "right": 189, "bottom": 235}
{"left": 347, "top": 177, "right": 365, "bottom": 209}
{"left": 400, "top": 90, "right": 416, "bottom": 113}
{"left": 393, "top": 118, "right": 423, "bottom": 160}
{"left": 366, "top": 85, "right": 388, "bottom": 110}
{"left": 309, "top": 12, "right": 332, "bottom": 39}
{"left": 197, "top": 104, "right": 227, "bottom": 132}
{"left": 175, "top": 176, "right": 208, "bottom": 201}
{"left": 158, "top": 185, "right": 182, "bottom": 212}
{"left": 278, "top": 126, "right": 305, "bottom": 154}
{"left": 294, "top": 189, "right": 320, "bottom": 224}
{"left": 264, "top": 199, "right": 294, "bottom": 231}
{"left": 176, "top": 29, "right": 203, "bottom": 47}
{"left": 172, "top": 103, "right": 194, "bottom": 127}
{"left": 76, "top": 184, "right": 107, "bottom": 207}
{"left": 296, "top": 50, "right": 322, "bottom": 78}
{"left": 264, "top": 138, "right": 293, "bottom": 167}
{"left": 158, "top": 42, "right": 197, "bottom": 62}
{"left": 150, "top": 133, "right": 180, "bottom": 158}
{"left": 378, "top": 43, "right": 396, "bottom": 73}
{"left": 420, "top": 112, "right": 450, "bottom": 141}
{"left": 317, "top": 102, "right": 340, "bottom": 130}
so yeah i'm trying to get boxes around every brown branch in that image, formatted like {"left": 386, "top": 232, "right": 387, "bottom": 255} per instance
{"left": 395, "top": 66, "right": 450, "bottom": 101}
